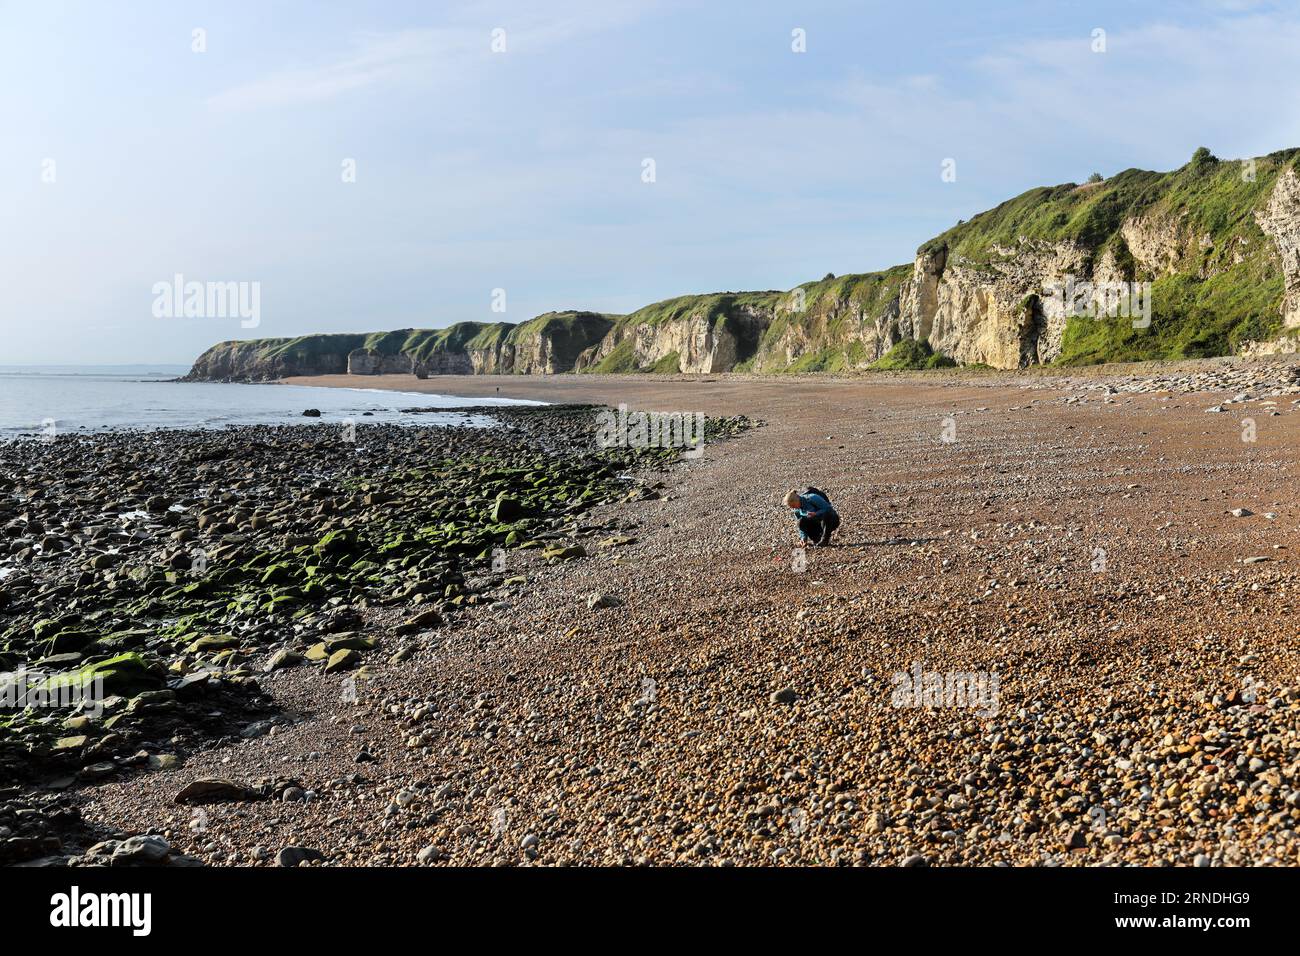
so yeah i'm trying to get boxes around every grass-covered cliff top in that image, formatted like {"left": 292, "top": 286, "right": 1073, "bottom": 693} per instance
{"left": 613, "top": 291, "right": 784, "bottom": 330}
{"left": 507, "top": 310, "right": 617, "bottom": 347}
{"left": 922, "top": 147, "right": 1300, "bottom": 272}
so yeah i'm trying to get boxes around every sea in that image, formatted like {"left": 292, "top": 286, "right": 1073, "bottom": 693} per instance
{"left": 0, "top": 366, "right": 540, "bottom": 439}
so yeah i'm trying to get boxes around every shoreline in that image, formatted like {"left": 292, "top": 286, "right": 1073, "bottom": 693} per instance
{"left": 0, "top": 372, "right": 546, "bottom": 439}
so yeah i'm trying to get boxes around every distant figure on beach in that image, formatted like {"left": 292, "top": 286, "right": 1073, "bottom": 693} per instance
{"left": 785, "top": 487, "right": 840, "bottom": 546}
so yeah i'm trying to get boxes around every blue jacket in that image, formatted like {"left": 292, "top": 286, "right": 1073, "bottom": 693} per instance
{"left": 792, "top": 492, "right": 836, "bottom": 539}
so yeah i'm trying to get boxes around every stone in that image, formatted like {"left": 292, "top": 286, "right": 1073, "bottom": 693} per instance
{"left": 171, "top": 672, "right": 211, "bottom": 698}
{"left": 491, "top": 495, "right": 522, "bottom": 523}
{"left": 110, "top": 835, "right": 171, "bottom": 865}
{"left": 263, "top": 648, "right": 302, "bottom": 672}
{"left": 186, "top": 634, "right": 239, "bottom": 654}
{"left": 46, "top": 629, "right": 96, "bottom": 655}
{"left": 324, "top": 634, "right": 376, "bottom": 653}
{"left": 542, "top": 544, "right": 586, "bottom": 562}
{"left": 324, "top": 648, "right": 361, "bottom": 673}
{"left": 45, "top": 653, "right": 161, "bottom": 696}
{"left": 173, "top": 778, "right": 258, "bottom": 804}
{"left": 314, "top": 529, "right": 357, "bottom": 556}
{"left": 276, "top": 845, "right": 325, "bottom": 867}
{"left": 396, "top": 609, "right": 442, "bottom": 635}
{"left": 124, "top": 689, "right": 176, "bottom": 715}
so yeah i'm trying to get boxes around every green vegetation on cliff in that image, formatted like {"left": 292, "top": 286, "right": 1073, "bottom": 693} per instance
{"left": 753, "top": 266, "right": 914, "bottom": 373}
{"left": 922, "top": 148, "right": 1297, "bottom": 270}
{"left": 870, "top": 339, "right": 956, "bottom": 370}
{"left": 1055, "top": 260, "right": 1286, "bottom": 364}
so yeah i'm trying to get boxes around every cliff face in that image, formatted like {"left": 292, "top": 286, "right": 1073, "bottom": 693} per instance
{"left": 185, "top": 147, "right": 1300, "bottom": 379}
{"left": 1255, "top": 166, "right": 1300, "bottom": 333}
{"left": 184, "top": 334, "right": 365, "bottom": 381}
{"left": 184, "top": 312, "right": 614, "bottom": 382}
{"left": 576, "top": 295, "right": 775, "bottom": 373}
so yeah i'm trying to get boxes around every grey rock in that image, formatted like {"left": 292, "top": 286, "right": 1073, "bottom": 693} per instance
{"left": 110, "top": 835, "right": 171, "bottom": 865}
{"left": 417, "top": 844, "right": 442, "bottom": 864}
{"left": 276, "top": 845, "right": 325, "bottom": 867}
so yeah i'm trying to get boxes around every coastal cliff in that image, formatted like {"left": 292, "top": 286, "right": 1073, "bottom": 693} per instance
{"left": 183, "top": 312, "right": 615, "bottom": 382}
{"left": 186, "top": 147, "right": 1300, "bottom": 380}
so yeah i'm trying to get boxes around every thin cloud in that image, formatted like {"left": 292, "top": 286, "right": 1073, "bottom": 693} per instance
{"left": 207, "top": 29, "right": 469, "bottom": 111}
{"left": 207, "top": 3, "right": 660, "bottom": 112}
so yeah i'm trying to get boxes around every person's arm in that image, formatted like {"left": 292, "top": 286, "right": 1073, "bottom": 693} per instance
{"left": 792, "top": 497, "right": 810, "bottom": 543}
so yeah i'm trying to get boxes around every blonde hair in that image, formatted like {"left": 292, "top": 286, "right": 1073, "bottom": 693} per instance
{"left": 784, "top": 489, "right": 801, "bottom": 508}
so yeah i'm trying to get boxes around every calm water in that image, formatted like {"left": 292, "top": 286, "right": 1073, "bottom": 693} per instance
{"left": 0, "top": 366, "right": 540, "bottom": 438}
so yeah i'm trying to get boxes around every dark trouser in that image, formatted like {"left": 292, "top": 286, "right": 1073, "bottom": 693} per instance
{"left": 799, "top": 510, "right": 840, "bottom": 545}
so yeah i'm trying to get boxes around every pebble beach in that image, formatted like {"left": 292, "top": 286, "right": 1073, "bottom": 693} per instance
{"left": 4, "top": 358, "right": 1300, "bottom": 867}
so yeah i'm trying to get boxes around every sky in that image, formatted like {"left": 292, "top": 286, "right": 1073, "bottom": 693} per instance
{"left": 4, "top": 0, "right": 1300, "bottom": 365}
